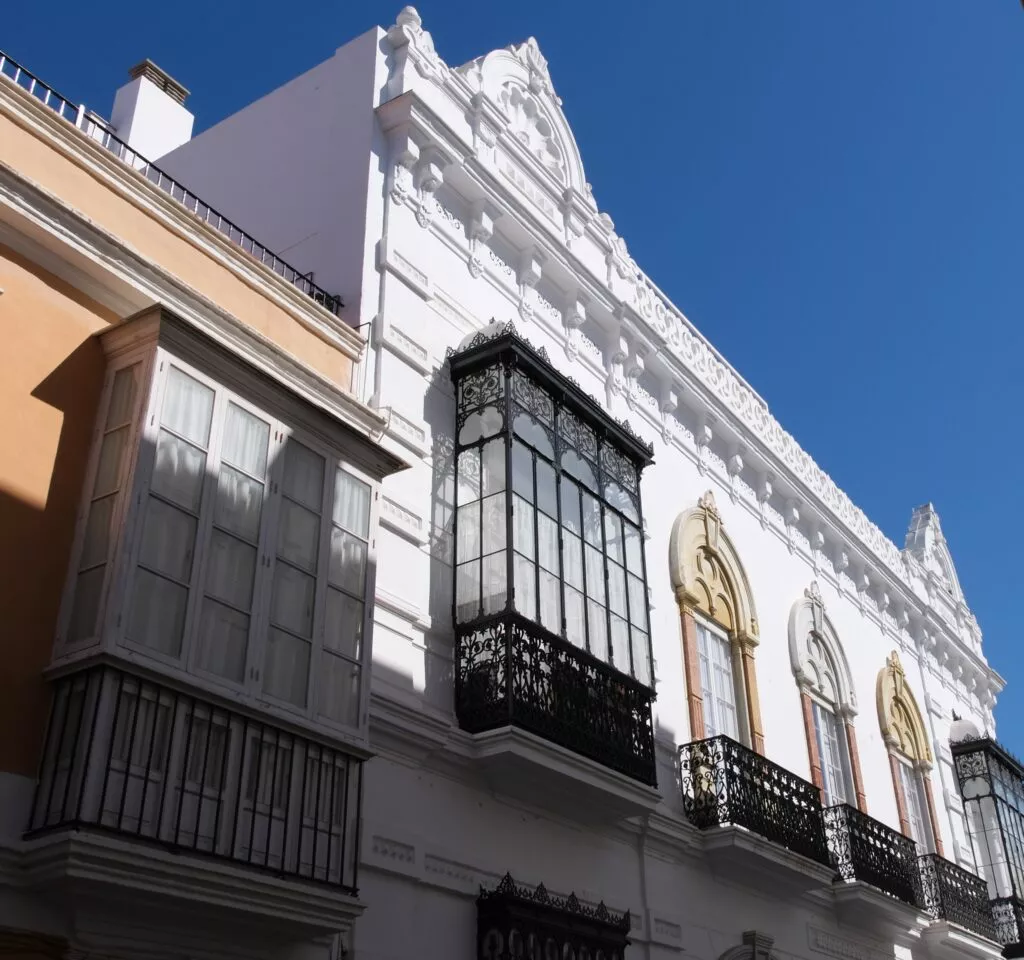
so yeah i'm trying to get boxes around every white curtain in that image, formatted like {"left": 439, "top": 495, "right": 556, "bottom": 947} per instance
{"left": 163, "top": 367, "right": 214, "bottom": 447}
{"left": 481, "top": 493, "right": 506, "bottom": 556}
{"left": 329, "top": 527, "right": 367, "bottom": 596}
{"left": 333, "top": 468, "right": 371, "bottom": 538}
{"left": 512, "top": 496, "right": 534, "bottom": 560}
{"left": 282, "top": 439, "right": 325, "bottom": 511}
{"left": 813, "top": 703, "right": 847, "bottom": 806}
{"left": 222, "top": 403, "right": 269, "bottom": 478}
{"left": 564, "top": 586, "right": 585, "bottom": 648}
{"left": 628, "top": 574, "right": 647, "bottom": 628}
{"left": 457, "top": 502, "right": 480, "bottom": 564}
{"left": 325, "top": 587, "right": 363, "bottom": 660}
{"left": 610, "top": 615, "right": 630, "bottom": 674}
{"left": 481, "top": 553, "right": 506, "bottom": 614}
{"left": 631, "top": 629, "right": 650, "bottom": 686}
{"left": 587, "top": 601, "right": 608, "bottom": 661}
{"left": 262, "top": 628, "right": 310, "bottom": 708}
{"left": 697, "top": 622, "right": 738, "bottom": 740}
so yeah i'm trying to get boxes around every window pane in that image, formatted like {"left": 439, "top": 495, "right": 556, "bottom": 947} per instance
{"left": 271, "top": 564, "right": 316, "bottom": 638}
{"left": 457, "top": 448, "right": 481, "bottom": 504}
{"left": 215, "top": 466, "right": 264, "bottom": 542}
{"left": 513, "top": 496, "right": 534, "bottom": 560}
{"left": 107, "top": 364, "right": 141, "bottom": 429}
{"left": 329, "top": 528, "right": 368, "bottom": 595}
{"left": 81, "top": 494, "right": 118, "bottom": 569}
{"left": 457, "top": 501, "right": 481, "bottom": 564}
{"left": 624, "top": 523, "right": 644, "bottom": 575}
{"left": 582, "top": 493, "right": 602, "bottom": 546}
{"left": 93, "top": 426, "right": 130, "bottom": 497}
{"left": 69, "top": 566, "right": 105, "bottom": 642}
{"left": 325, "top": 587, "right": 363, "bottom": 661}
{"left": 584, "top": 545, "right": 605, "bottom": 605}
{"left": 610, "top": 614, "right": 630, "bottom": 674}
{"left": 196, "top": 600, "right": 249, "bottom": 682}
{"left": 514, "top": 554, "right": 536, "bottom": 619}
{"left": 535, "top": 459, "right": 557, "bottom": 519}
{"left": 814, "top": 703, "right": 847, "bottom": 807}
{"left": 163, "top": 367, "right": 214, "bottom": 447}
{"left": 539, "top": 569, "right": 560, "bottom": 634}
{"left": 282, "top": 440, "right": 325, "bottom": 510}
{"left": 318, "top": 654, "right": 360, "bottom": 726}
{"left": 222, "top": 403, "right": 270, "bottom": 478}
{"left": 513, "top": 412, "right": 554, "bottom": 459}
{"left": 129, "top": 569, "right": 187, "bottom": 657}
{"left": 334, "top": 469, "right": 372, "bottom": 538}
{"left": 561, "top": 449, "right": 596, "bottom": 490}
{"left": 262, "top": 629, "right": 310, "bottom": 707}
{"left": 604, "top": 511, "right": 623, "bottom": 563}
{"left": 152, "top": 430, "right": 207, "bottom": 512}
{"left": 511, "top": 442, "right": 533, "bottom": 498}
{"left": 278, "top": 500, "right": 320, "bottom": 572}
{"left": 565, "top": 587, "right": 585, "bottom": 648}
{"left": 205, "top": 530, "right": 256, "bottom": 610}
{"left": 481, "top": 492, "right": 506, "bottom": 555}
{"left": 459, "top": 405, "right": 503, "bottom": 445}
{"left": 632, "top": 629, "right": 651, "bottom": 686}
{"left": 455, "top": 560, "right": 480, "bottom": 622}
{"left": 607, "top": 562, "right": 627, "bottom": 617}
{"left": 562, "top": 532, "right": 583, "bottom": 589}
{"left": 587, "top": 600, "right": 608, "bottom": 662}
{"left": 537, "top": 513, "right": 559, "bottom": 573}
{"left": 482, "top": 553, "right": 507, "bottom": 614}
{"left": 628, "top": 574, "right": 647, "bottom": 629}
{"left": 560, "top": 480, "right": 581, "bottom": 535}
{"left": 481, "top": 439, "right": 505, "bottom": 496}
{"left": 604, "top": 481, "right": 638, "bottom": 523}
{"left": 139, "top": 498, "right": 197, "bottom": 582}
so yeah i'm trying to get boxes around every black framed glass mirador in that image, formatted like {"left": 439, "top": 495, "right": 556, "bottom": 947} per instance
{"left": 450, "top": 324, "right": 655, "bottom": 688}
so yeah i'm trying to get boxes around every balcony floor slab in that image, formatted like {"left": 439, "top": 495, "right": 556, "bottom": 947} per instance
{"left": 921, "top": 921, "right": 1003, "bottom": 960}
{"left": 19, "top": 829, "right": 363, "bottom": 940}
{"left": 832, "top": 880, "right": 928, "bottom": 942}
{"left": 465, "top": 726, "right": 662, "bottom": 822}
{"left": 700, "top": 825, "right": 835, "bottom": 895}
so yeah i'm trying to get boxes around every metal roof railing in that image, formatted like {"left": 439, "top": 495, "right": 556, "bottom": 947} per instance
{"left": 0, "top": 50, "right": 343, "bottom": 315}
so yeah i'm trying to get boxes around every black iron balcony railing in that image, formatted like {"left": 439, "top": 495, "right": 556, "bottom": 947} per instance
{"left": 28, "top": 665, "right": 362, "bottom": 895}
{"left": 0, "top": 51, "right": 342, "bottom": 315}
{"left": 918, "top": 853, "right": 997, "bottom": 940}
{"left": 824, "top": 803, "right": 921, "bottom": 905}
{"left": 677, "top": 735, "right": 830, "bottom": 866}
{"left": 992, "top": 897, "right": 1024, "bottom": 951}
{"left": 456, "top": 616, "right": 656, "bottom": 786}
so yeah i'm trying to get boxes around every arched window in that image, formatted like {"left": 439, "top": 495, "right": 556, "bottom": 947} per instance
{"left": 877, "top": 652, "right": 944, "bottom": 855}
{"left": 789, "top": 583, "right": 867, "bottom": 811}
{"left": 669, "top": 491, "right": 763, "bottom": 753}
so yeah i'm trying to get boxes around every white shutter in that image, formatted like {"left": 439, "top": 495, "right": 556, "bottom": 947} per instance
{"left": 899, "top": 761, "right": 933, "bottom": 852}
{"left": 695, "top": 621, "right": 737, "bottom": 740}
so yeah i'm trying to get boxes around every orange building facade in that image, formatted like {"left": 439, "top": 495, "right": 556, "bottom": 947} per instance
{"left": 0, "top": 53, "right": 403, "bottom": 960}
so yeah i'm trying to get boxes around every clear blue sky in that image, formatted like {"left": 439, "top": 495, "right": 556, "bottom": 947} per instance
{"left": 5, "top": 3, "right": 1023, "bottom": 736}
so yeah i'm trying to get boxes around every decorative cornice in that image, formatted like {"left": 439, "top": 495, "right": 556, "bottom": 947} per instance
{"left": 378, "top": 23, "right": 1002, "bottom": 702}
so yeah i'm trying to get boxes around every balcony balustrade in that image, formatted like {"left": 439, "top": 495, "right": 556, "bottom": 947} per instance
{"left": 991, "top": 897, "right": 1024, "bottom": 951}
{"left": 457, "top": 616, "right": 656, "bottom": 786}
{"left": 918, "top": 854, "right": 997, "bottom": 941}
{"left": 28, "top": 665, "right": 362, "bottom": 895}
{"left": 0, "top": 50, "right": 342, "bottom": 314}
{"left": 678, "top": 735, "right": 830, "bottom": 867}
{"left": 823, "top": 803, "right": 921, "bottom": 906}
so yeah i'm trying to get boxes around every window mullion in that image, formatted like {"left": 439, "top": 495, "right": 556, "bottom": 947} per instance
{"left": 531, "top": 447, "right": 540, "bottom": 626}
{"left": 577, "top": 484, "right": 590, "bottom": 656}
{"left": 597, "top": 447, "right": 612, "bottom": 664}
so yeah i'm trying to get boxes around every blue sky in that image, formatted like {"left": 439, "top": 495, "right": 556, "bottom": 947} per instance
{"left": 5, "top": 3, "right": 1023, "bottom": 736}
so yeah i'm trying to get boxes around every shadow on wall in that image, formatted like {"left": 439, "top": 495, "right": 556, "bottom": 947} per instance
{"left": 0, "top": 337, "right": 106, "bottom": 779}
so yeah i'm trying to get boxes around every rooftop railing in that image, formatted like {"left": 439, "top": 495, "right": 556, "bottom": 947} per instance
{"left": 0, "top": 51, "right": 343, "bottom": 316}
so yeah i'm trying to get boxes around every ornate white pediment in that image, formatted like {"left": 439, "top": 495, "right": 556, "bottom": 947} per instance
{"left": 457, "top": 37, "right": 587, "bottom": 193}
{"left": 903, "top": 503, "right": 964, "bottom": 604}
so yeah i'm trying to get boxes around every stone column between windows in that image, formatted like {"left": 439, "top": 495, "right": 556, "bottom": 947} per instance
{"left": 844, "top": 720, "right": 868, "bottom": 814}
{"left": 679, "top": 603, "right": 705, "bottom": 741}
{"left": 887, "top": 749, "right": 912, "bottom": 837}
{"left": 922, "top": 770, "right": 946, "bottom": 857}
{"left": 740, "top": 641, "right": 765, "bottom": 756}
{"left": 800, "top": 691, "right": 823, "bottom": 793}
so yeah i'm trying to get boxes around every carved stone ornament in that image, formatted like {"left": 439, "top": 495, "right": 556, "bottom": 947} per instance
{"left": 876, "top": 651, "right": 932, "bottom": 764}
{"left": 669, "top": 491, "right": 759, "bottom": 643}
{"left": 788, "top": 582, "right": 857, "bottom": 713}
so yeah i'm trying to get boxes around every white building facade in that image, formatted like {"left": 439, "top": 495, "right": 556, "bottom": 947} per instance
{"left": 1, "top": 8, "right": 1010, "bottom": 960}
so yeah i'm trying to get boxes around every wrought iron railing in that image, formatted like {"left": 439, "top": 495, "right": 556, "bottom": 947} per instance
{"left": 28, "top": 665, "right": 362, "bottom": 895}
{"left": 0, "top": 50, "right": 342, "bottom": 315}
{"left": 677, "top": 735, "right": 830, "bottom": 866}
{"left": 456, "top": 615, "right": 656, "bottom": 785}
{"left": 918, "top": 854, "right": 997, "bottom": 940}
{"left": 992, "top": 897, "right": 1024, "bottom": 949}
{"left": 824, "top": 803, "right": 922, "bottom": 905}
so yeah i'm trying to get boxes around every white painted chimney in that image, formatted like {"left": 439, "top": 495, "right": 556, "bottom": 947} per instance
{"left": 110, "top": 59, "right": 194, "bottom": 160}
